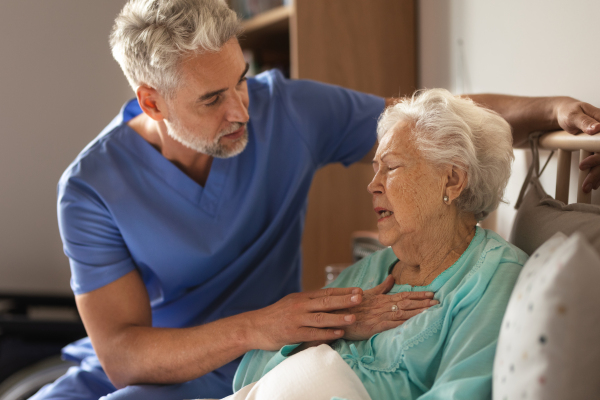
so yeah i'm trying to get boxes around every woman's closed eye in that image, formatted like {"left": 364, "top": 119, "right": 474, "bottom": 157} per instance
{"left": 371, "top": 162, "right": 401, "bottom": 174}
{"left": 382, "top": 163, "right": 403, "bottom": 173}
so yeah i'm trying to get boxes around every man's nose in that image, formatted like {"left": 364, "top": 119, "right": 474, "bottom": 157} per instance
{"left": 227, "top": 91, "right": 249, "bottom": 123}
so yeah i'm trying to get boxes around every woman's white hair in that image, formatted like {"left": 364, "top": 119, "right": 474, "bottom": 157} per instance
{"left": 378, "top": 88, "right": 514, "bottom": 221}
{"left": 110, "top": 0, "right": 241, "bottom": 98}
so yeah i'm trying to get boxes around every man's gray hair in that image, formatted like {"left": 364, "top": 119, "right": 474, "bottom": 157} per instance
{"left": 110, "top": 0, "right": 242, "bottom": 98}
{"left": 378, "top": 89, "right": 514, "bottom": 221}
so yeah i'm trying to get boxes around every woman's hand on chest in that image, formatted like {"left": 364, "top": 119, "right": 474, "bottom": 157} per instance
{"left": 336, "top": 275, "right": 438, "bottom": 341}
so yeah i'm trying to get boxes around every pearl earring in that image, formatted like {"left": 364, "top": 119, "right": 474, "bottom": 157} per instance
{"left": 443, "top": 195, "right": 449, "bottom": 203}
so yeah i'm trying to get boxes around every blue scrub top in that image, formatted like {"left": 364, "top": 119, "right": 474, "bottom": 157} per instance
{"left": 57, "top": 70, "right": 384, "bottom": 333}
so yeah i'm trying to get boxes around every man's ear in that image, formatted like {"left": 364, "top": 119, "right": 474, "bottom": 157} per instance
{"left": 136, "top": 85, "right": 167, "bottom": 121}
{"left": 443, "top": 164, "right": 468, "bottom": 204}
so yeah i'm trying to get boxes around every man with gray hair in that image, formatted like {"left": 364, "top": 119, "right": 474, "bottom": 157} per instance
{"left": 32, "top": 0, "right": 600, "bottom": 399}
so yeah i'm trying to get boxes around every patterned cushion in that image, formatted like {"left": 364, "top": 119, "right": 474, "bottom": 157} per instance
{"left": 493, "top": 232, "right": 600, "bottom": 399}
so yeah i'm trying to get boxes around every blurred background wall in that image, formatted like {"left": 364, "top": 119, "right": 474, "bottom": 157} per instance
{"left": 0, "top": 0, "right": 599, "bottom": 294}
{"left": 0, "top": 1, "right": 130, "bottom": 295}
{"left": 419, "top": 0, "right": 600, "bottom": 238}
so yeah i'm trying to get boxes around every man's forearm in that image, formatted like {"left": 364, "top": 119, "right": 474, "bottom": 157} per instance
{"left": 466, "top": 94, "right": 565, "bottom": 147}
{"left": 385, "top": 94, "right": 563, "bottom": 147}
{"left": 79, "top": 270, "right": 362, "bottom": 390}
{"left": 384, "top": 92, "right": 600, "bottom": 191}
{"left": 103, "top": 311, "right": 256, "bottom": 388}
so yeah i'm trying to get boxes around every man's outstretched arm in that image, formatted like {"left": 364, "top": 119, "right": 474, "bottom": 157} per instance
{"left": 469, "top": 94, "right": 600, "bottom": 192}
{"left": 76, "top": 269, "right": 363, "bottom": 389}
{"left": 374, "top": 94, "right": 600, "bottom": 192}
{"left": 466, "top": 94, "right": 600, "bottom": 147}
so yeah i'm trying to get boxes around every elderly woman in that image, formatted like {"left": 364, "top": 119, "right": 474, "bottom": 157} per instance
{"left": 231, "top": 89, "right": 527, "bottom": 399}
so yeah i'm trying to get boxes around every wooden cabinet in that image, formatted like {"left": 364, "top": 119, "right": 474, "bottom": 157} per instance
{"left": 238, "top": 0, "right": 416, "bottom": 291}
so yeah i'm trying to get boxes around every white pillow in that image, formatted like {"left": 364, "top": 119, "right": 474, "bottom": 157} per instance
{"left": 493, "top": 232, "right": 600, "bottom": 400}
{"left": 200, "top": 344, "right": 372, "bottom": 400}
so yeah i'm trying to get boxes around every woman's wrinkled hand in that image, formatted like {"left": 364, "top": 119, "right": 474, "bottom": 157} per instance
{"left": 336, "top": 275, "right": 438, "bottom": 341}
{"left": 247, "top": 287, "right": 364, "bottom": 351}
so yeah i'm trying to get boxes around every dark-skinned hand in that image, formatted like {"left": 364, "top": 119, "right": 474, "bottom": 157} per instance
{"left": 554, "top": 97, "right": 600, "bottom": 193}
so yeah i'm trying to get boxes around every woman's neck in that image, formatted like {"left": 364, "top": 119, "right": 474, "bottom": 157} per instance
{"left": 391, "top": 215, "right": 477, "bottom": 287}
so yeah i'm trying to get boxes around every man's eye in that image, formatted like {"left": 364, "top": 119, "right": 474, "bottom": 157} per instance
{"left": 206, "top": 96, "right": 220, "bottom": 106}
{"left": 238, "top": 77, "right": 247, "bottom": 85}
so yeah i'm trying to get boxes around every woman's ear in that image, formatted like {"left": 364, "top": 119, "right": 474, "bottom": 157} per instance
{"left": 443, "top": 164, "right": 468, "bottom": 204}
{"left": 136, "top": 85, "right": 168, "bottom": 121}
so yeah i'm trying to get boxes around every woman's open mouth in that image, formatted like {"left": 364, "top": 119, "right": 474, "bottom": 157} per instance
{"left": 375, "top": 207, "right": 394, "bottom": 221}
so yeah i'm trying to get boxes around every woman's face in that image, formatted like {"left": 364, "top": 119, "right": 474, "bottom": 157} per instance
{"left": 368, "top": 121, "right": 446, "bottom": 250}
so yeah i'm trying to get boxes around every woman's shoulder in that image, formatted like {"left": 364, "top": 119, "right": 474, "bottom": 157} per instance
{"left": 450, "top": 227, "right": 527, "bottom": 294}
{"left": 326, "top": 247, "right": 397, "bottom": 290}
{"left": 436, "top": 228, "right": 526, "bottom": 296}
{"left": 479, "top": 228, "right": 528, "bottom": 269}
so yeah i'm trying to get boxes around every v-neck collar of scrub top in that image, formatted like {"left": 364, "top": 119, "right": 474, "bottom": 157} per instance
{"left": 116, "top": 98, "right": 233, "bottom": 216}
{"left": 386, "top": 226, "right": 483, "bottom": 294}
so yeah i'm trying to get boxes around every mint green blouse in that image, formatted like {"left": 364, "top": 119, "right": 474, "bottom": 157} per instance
{"left": 234, "top": 228, "right": 527, "bottom": 399}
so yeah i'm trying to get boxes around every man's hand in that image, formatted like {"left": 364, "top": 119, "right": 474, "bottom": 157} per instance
{"left": 77, "top": 272, "right": 365, "bottom": 387}
{"left": 287, "top": 276, "right": 437, "bottom": 355}
{"left": 247, "top": 287, "right": 364, "bottom": 351}
{"left": 579, "top": 154, "right": 600, "bottom": 193}
{"left": 554, "top": 98, "right": 600, "bottom": 136}
{"left": 338, "top": 275, "right": 437, "bottom": 341}
{"left": 554, "top": 97, "right": 600, "bottom": 194}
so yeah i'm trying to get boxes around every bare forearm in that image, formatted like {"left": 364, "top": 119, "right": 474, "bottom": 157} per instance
{"left": 79, "top": 269, "right": 362, "bottom": 389}
{"left": 470, "top": 93, "right": 600, "bottom": 192}
{"left": 102, "top": 312, "right": 254, "bottom": 388}
{"left": 379, "top": 94, "right": 558, "bottom": 156}
{"left": 466, "top": 94, "right": 566, "bottom": 147}
{"left": 384, "top": 92, "right": 600, "bottom": 191}
{"left": 386, "top": 93, "right": 599, "bottom": 148}
{"left": 96, "top": 288, "right": 361, "bottom": 388}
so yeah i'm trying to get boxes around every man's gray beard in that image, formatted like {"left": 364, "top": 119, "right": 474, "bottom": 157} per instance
{"left": 167, "top": 119, "right": 248, "bottom": 158}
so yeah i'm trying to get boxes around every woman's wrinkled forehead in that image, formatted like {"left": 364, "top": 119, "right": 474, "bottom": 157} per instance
{"left": 375, "top": 120, "right": 416, "bottom": 159}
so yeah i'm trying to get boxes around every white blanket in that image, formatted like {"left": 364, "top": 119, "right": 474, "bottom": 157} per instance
{"left": 198, "top": 344, "right": 372, "bottom": 400}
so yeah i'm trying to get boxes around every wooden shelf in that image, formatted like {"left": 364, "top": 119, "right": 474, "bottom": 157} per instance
{"left": 234, "top": 0, "right": 417, "bottom": 291}
{"left": 238, "top": 5, "right": 291, "bottom": 75}
{"left": 241, "top": 6, "right": 291, "bottom": 34}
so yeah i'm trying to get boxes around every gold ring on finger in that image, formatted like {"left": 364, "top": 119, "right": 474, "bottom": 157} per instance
{"left": 391, "top": 305, "right": 398, "bottom": 312}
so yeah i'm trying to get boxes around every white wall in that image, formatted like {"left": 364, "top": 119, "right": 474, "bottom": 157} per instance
{"left": 419, "top": 0, "right": 600, "bottom": 239}
{"left": 0, "top": 1, "right": 130, "bottom": 295}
